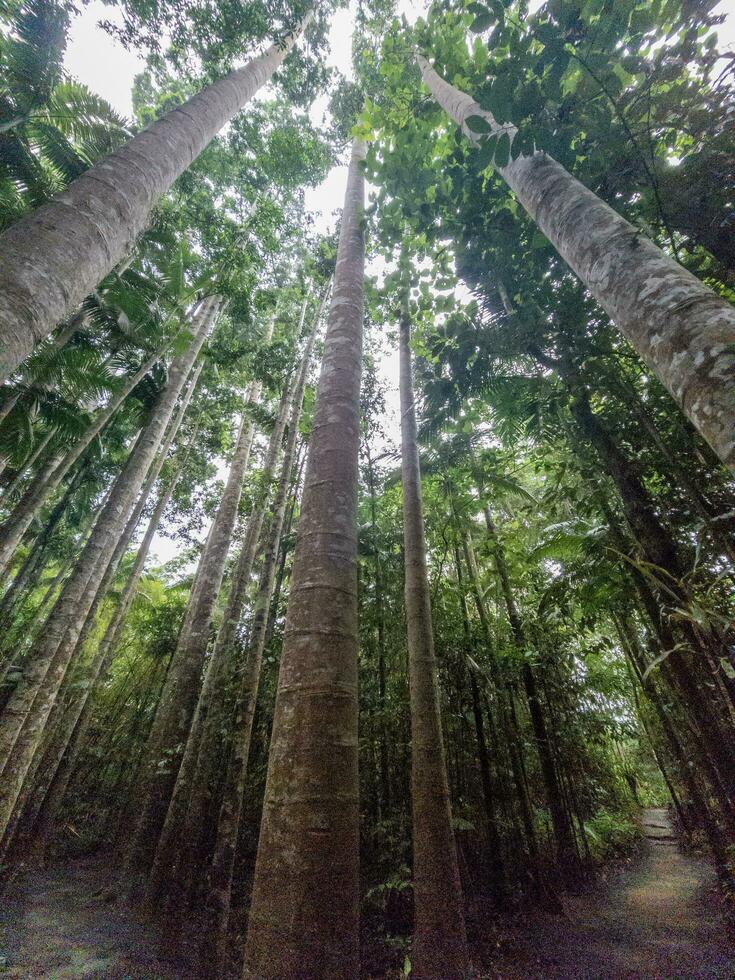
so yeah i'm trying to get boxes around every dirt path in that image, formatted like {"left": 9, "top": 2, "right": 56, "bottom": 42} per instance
{"left": 478, "top": 807, "right": 734, "bottom": 978}
{"left": 1, "top": 810, "right": 733, "bottom": 977}
{"left": 0, "top": 857, "right": 191, "bottom": 978}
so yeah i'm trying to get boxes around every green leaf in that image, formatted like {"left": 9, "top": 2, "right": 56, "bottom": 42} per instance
{"left": 534, "top": 22, "right": 560, "bottom": 47}
{"left": 475, "top": 133, "right": 498, "bottom": 169}
{"left": 494, "top": 131, "right": 510, "bottom": 167}
{"left": 465, "top": 114, "right": 493, "bottom": 134}
{"left": 470, "top": 12, "right": 495, "bottom": 32}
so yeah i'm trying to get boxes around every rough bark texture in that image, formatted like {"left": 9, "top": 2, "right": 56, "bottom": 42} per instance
{"left": 198, "top": 293, "right": 322, "bottom": 977}
{"left": 399, "top": 303, "right": 470, "bottom": 979}
{"left": 244, "top": 139, "right": 366, "bottom": 979}
{"left": 0, "top": 298, "right": 218, "bottom": 840}
{"left": 417, "top": 54, "right": 735, "bottom": 468}
{"left": 0, "top": 23, "right": 308, "bottom": 383}
{"left": 124, "top": 346, "right": 269, "bottom": 884}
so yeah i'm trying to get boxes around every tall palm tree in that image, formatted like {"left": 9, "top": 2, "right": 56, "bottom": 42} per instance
{"left": 398, "top": 270, "right": 470, "bottom": 978}
{"left": 0, "top": 296, "right": 220, "bottom": 840}
{"left": 0, "top": 14, "right": 310, "bottom": 382}
{"left": 244, "top": 139, "right": 367, "bottom": 978}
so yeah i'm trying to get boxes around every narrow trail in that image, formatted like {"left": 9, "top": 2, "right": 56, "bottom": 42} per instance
{"left": 0, "top": 858, "right": 192, "bottom": 978}
{"left": 479, "top": 808, "right": 734, "bottom": 979}
{"left": 0, "top": 809, "right": 732, "bottom": 977}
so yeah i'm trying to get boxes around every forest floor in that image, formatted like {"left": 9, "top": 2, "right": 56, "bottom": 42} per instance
{"left": 0, "top": 808, "right": 732, "bottom": 978}
{"left": 0, "top": 857, "right": 193, "bottom": 978}
{"left": 474, "top": 807, "right": 734, "bottom": 979}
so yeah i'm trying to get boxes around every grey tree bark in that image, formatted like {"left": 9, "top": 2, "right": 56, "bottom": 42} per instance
{"left": 399, "top": 290, "right": 470, "bottom": 979}
{"left": 417, "top": 54, "right": 735, "bottom": 468}
{"left": 198, "top": 291, "right": 322, "bottom": 978}
{"left": 0, "top": 297, "right": 219, "bottom": 840}
{"left": 125, "top": 322, "right": 276, "bottom": 885}
{"left": 4, "top": 406, "right": 203, "bottom": 867}
{"left": 244, "top": 139, "right": 366, "bottom": 979}
{"left": 0, "top": 20, "right": 309, "bottom": 382}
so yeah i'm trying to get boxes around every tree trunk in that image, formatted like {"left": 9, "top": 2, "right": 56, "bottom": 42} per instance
{"left": 460, "top": 528, "right": 567, "bottom": 913}
{"left": 0, "top": 338, "right": 172, "bottom": 576}
{"left": 399, "top": 289, "right": 469, "bottom": 978}
{"left": 0, "top": 357, "right": 206, "bottom": 863}
{"left": 124, "top": 331, "right": 272, "bottom": 886}
{"left": 6, "top": 410, "right": 201, "bottom": 867}
{"left": 263, "top": 443, "right": 305, "bottom": 651}
{"left": 619, "top": 618, "right": 735, "bottom": 882}
{"left": 0, "top": 21, "right": 309, "bottom": 382}
{"left": 143, "top": 307, "right": 314, "bottom": 910}
{"left": 244, "top": 139, "right": 366, "bottom": 979}
{"left": 564, "top": 384, "right": 735, "bottom": 716}
{"left": 198, "top": 302, "right": 320, "bottom": 976}
{"left": 417, "top": 54, "right": 735, "bottom": 468}
{"left": 597, "top": 493, "right": 735, "bottom": 823}
{"left": 365, "top": 444, "right": 391, "bottom": 817}
{"left": 482, "top": 505, "right": 576, "bottom": 865}
{"left": 453, "top": 545, "right": 506, "bottom": 901}
{"left": 0, "top": 297, "right": 218, "bottom": 840}
{"left": 0, "top": 462, "right": 89, "bottom": 633}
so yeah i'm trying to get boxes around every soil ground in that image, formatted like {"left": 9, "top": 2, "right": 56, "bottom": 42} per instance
{"left": 0, "top": 808, "right": 732, "bottom": 978}
{"left": 474, "top": 808, "right": 734, "bottom": 978}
